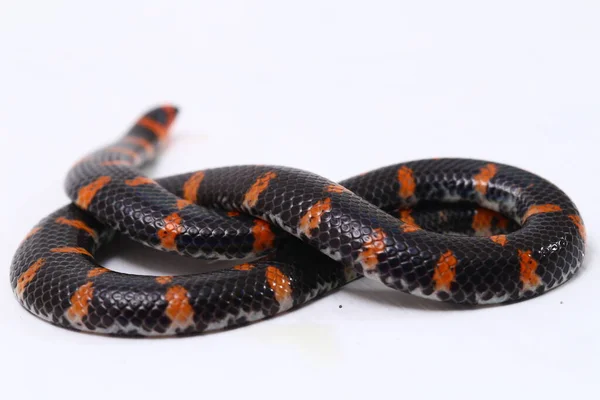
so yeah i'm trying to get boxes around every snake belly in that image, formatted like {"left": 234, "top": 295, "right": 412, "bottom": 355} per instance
{"left": 10, "top": 106, "right": 586, "bottom": 336}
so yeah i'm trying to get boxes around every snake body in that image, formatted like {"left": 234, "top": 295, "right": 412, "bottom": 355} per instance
{"left": 10, "top": 106, "right": 586, "bottom": 336}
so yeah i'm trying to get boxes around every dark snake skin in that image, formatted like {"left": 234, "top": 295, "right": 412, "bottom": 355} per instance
{"left": 10, "top": 106, "right": 586, "bottom": 336}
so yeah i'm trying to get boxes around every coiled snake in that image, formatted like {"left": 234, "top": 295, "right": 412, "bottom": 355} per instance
{"left": 10, "top": 106, "right": 586, "bottom": 336}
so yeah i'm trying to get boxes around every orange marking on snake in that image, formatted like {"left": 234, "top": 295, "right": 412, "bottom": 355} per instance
{"left": 397, "top": 166, "right": 416, "bottom": 199}
{"left": 125, "top": 176, "right": 156, "bottom": 186}
{"left": 522, "top": 204, "right": 562, "bottom": 221}
{"left": 100, "top": 160, "right": 132, "bottom": 167}
{"left": 87, "top": 267, "right": 109, "bottom": 278}
{"left": 162, "top": 106, "right": 177, "bottom": 126}
{"left": 138, "top": 117, "right": 168, "bottom": 140}
{"left": 155, "top": 276, "right": 173, "bottom": 285}
{"left": 50, "top": 247, "right": 93, "bottom": 257}
{"left": 234, "top": 263, "right": 255, "bottom": 271}
{"left": 433, "top": 250, "right": 458, "bottom": 292}
{"left": 16, "top": 258, "right": 45, "bottom": 299}
{"left": 472, "top": 208, "right": 494, "bottom": 236}
{"left": 158, "top": 213, "right": 183, "bottom": 251}
{"left": 298, "top": 198, "right": 332, "bottom": 237}
{"left": 55, "top": 217, "right": 98, "bottom": 240}
{"left": 243, "top": 172, "right": 277, "bottom": 208}
{"left": 265, "top": 266, "right": 292, "bottom": 306}
{"left": 490, "top": 235, "right": 508, "bottom": 246}
{"left": 165, "top": 286, "right": 194, "bottom": 329}
{"left": 474, "top": 163, "right": 498, "bottom": 195}
{"left": 568, "top": 215, "right": 586, "bottom": 241}
{"left": 399, "top": 209, "right": 421, "bottom": 232}
{"left": 252, "top": 219, "right": 275, "bottom": 253}
{"left": 76, "top": 176, "right": 111, "bottom": 210}
{"left": 108, "top": 146, "right": 140, "bottom": 161}
{"left": 326, "top": 184, "right": 346, "bottom": 193}
{"left": 22, "top": 227, "right": 41, "bottom": 242}
{"left": 182, "top": 171, "right": 205, "bottom": 203}
{"left": 227, "top": 211, "right": 241, "bottom": 217}
{"left": 66, "top": 281, "right": 94, "bottom": 324}
{"left": 176, "top": 199, "right": 192, "bottom": 210}
{"left": 123, "top": 136, "right": 155, "bottom": 156}
{"left": 358, "top": 228, "right": 388, "bottom": 271}
{"left": 518, "top": 250, "right": 541, "bottom": 290}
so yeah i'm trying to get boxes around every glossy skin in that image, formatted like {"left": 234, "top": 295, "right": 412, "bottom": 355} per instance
{"left": 10, "top": 106, "right": 586, "bottom": 336}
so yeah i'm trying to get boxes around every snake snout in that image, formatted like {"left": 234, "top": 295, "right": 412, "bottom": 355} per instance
{"left": 142, "top": 105, "right": 179, "bottom": 128}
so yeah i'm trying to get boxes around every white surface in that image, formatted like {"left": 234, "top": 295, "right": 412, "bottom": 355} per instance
{"left": 0, "top": 1, "right": 598, "bottom": 398}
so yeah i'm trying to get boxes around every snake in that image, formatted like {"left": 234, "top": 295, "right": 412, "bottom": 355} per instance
{"left": 10, "top": 106, "right": 586, "bottom": 337}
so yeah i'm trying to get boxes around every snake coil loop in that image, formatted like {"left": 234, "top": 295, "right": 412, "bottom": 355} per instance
{"left": 10, "top": 106, "right": 586, "bottom": 336}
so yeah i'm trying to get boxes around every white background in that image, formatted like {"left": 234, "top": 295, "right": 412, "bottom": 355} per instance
{"left": 1, "top": 1, "right": 598, "bottom": 399}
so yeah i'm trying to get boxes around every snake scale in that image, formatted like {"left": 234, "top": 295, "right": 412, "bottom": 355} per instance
{"left": 10, "top": 106, "right": 586, "bottom": 336}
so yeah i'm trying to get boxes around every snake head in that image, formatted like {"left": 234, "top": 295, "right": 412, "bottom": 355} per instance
{"left": 144, "top": 105, "right": 179, "bottom": 128}
{"left": 133, "top": 105, "right": 179, "bottom": 142}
